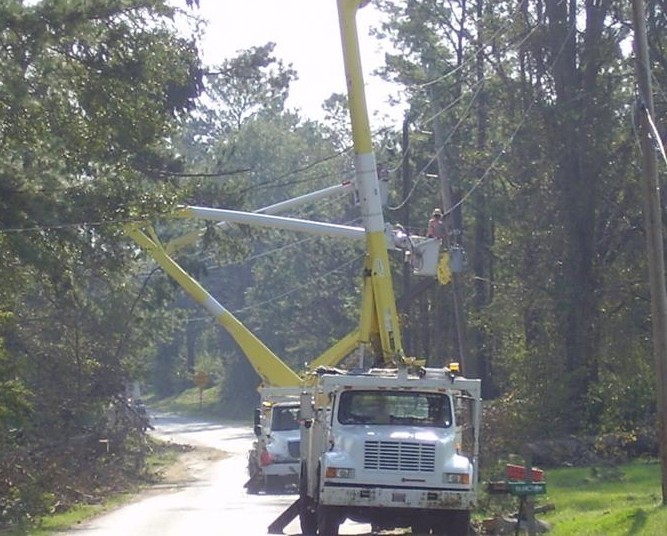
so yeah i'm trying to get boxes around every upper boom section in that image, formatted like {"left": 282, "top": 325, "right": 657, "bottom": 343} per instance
{"left": 337, "top": 0, "right": 404, "bottom": 365}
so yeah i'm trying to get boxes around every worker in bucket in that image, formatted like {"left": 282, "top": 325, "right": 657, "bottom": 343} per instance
{"left": 427, "top": 208, "right": 446, "bottom": 239}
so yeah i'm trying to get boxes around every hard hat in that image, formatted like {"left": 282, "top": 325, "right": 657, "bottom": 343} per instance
{"left": 432, "top": 208, "right": 443, "bottom": 216}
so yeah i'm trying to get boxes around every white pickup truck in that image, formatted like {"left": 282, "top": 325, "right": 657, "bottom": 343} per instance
{"left": 245, "top": 388, "right": 302, "bottom": 494}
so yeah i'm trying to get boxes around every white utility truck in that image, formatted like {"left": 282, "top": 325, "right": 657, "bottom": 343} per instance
{"left": 245, "top": 387, "right": 302, "bottom": 494}
{"left": 297, "top": 364, "right": 481, "bottom": 536}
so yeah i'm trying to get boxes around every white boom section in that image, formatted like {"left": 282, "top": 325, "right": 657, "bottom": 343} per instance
{"left": 178, "top": 206, "right": 366, "bottom": 241}
{"left": 251, "top": 181, "right": 353, "bottom": 217}
{"left": 177, "top": 206, "right": 442, "bottom": 277}
{"left": 166, "top": 181, "right": 354, "bottom": 254}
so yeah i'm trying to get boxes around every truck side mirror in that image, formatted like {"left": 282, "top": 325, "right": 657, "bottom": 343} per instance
{"left": 300, "top": 391, "right": 314, "bottom": 420}
{"left": 254, "top": 424, "right": 262, "bottom": 437}
{"left": 254, "top": 407, "right": 261, "bottom": 426}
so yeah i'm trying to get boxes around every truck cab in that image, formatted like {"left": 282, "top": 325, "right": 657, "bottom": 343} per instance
{"left": 298, "top": 366, "right": 481, "bottom": 536}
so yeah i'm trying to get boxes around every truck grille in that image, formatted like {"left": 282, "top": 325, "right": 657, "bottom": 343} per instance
{"left": 288, "top": 441, "right": 300, "bottom": 458}
{"left": 364, "top": 441, "right": 436, "bottom": 472}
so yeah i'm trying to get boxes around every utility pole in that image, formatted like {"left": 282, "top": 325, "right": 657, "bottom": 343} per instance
{"left": 401, "top": 115, "right": 412, "bottom": 354}
{"left": 631, "top": 0, "right": 667, "bottom": 505}
{"left": 428, "top": 93, "right": 470, "bottom": 375}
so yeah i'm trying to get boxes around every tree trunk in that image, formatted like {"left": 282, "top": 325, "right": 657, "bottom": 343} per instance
{"left": 545, "top": 0, "right": 609, "bottom": 429}
{"left": 471, "top": 0, "right": 494, "bottom": 393}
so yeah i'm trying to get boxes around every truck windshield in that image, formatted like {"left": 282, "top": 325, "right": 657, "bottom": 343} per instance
{"left": 337, "top": 390, "right": 452, "bottom": 428}
{"left": 271, "top": 405, "right": 300, "bottom": 431}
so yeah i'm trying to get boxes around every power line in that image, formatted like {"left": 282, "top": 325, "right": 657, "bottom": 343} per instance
{"left": 390, "top": 4, "right": 580, "bottom": 219}
{"left": 232, "top": 253, "right": 365, "bottom": 317}
{"left": 407, "top": 0, "right": 533, "bottom": 93}
{"left": 443, "top": 8, "right": 579, "bottom": 217}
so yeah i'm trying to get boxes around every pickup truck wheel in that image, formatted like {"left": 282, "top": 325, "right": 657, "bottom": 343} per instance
{"left": 316, "top": 505, "right": 340, "bottom": 536}
{"left": 244, "top": 471, "right": 262, "bottom": 495}
{"left": 245, "top": 480, "right": 261, "bottom": 495}
{"left": 265, "top": 475, "right": 282, "bottom": 493}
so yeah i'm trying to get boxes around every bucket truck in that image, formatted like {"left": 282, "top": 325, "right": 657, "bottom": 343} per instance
{"left": 271, "top": 2, "right": 481, "bottom": 535}
{"left": 126, "top": 1, "right": 481, "bottom": 530}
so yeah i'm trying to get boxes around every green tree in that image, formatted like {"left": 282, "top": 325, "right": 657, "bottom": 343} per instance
{"left": 375, "top": 0, "right": 649, "bottom": 444}
{"left": 0, "top": 0, "right": 202, "bottom": 525}
{"left": 149, "top": 43, "right": 362, "bottom": 416}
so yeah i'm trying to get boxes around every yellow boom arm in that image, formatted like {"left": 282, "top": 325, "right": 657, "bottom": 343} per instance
{"left": 126, "top": 224, "right": 302, "bottom": 388}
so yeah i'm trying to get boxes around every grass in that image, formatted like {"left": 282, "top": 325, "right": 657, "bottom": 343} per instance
{"left": 146, "top": 385, "right": 225, "bottom": 419}
{"left": 22, "top": 494, "right": 136, "bottom": 536}
{"left": 517, "top": 459, "right": 667, "bottom": 535}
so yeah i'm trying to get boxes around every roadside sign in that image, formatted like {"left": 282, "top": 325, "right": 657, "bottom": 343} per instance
{"left": 194, "top": 371, "right": 209, "bottom": 388}
{"left": 507, "top": 481, "right": 547, "bottom": 496}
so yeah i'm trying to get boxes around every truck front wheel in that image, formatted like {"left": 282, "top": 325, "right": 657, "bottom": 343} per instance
{"left": 299, "top": 501, "right": 317, "bottom": 535}
{"left": 299, "top": 466, "right": 317, "bottom": 535}
{"left": 445, "top": 510, "right": 471, "bottom": 536}
{"left": 316, "top": 505, "right": 340, "bottom": 536}
{"left": 414, "top": 510, "right": 471, "bottom": 536}
{"left": 411, "top": 519, "right": 433, "bottom": 535}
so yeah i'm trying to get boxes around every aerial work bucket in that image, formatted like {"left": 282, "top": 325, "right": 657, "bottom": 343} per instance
{"left": 411, "top": 237, "right": 441, "bottom": 276}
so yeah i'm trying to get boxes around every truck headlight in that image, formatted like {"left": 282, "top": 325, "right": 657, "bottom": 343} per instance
{"left": 444, "top": 472, "right": 470, "bottom": 485}
{"left": 325, "top": 467, "right": 356, "bottom": 479}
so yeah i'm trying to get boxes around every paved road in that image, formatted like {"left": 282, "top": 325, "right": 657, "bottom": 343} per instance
{"left": 61, "top": 413, "right": 373, "bottom": 536}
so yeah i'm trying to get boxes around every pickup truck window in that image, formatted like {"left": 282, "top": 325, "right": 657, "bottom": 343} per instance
{"left": 337, "top": 390, "right": 452, "bottom": 428}
{"left": 271, "top": 405, "right": 300, "bottom": 431}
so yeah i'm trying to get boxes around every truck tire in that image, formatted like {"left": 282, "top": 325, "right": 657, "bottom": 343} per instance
{"left": 414, "top": 510, "right": 471, "bottom": 536}
{"left": 411, "top": 519, "right": 433, "bottom": 535}
{"left": 300, "top": 502, "right": 317, "bottom": 536}
{"left": 265, "top": 475, "right": 282, "bottom": 493}
{"left": 244, "top": 469, "right": 262, "bottom": 495}
{"left": 316, "top": 505, "right": 340, "bottom": 536}
{"left": 299, "top": 466, "right": 317, "bottom": 535}
{"left": 445, "top": 510, "right": 471, "bottom": 536}
{"left": 245, "top": 479, "right": 261, "bottom": 495}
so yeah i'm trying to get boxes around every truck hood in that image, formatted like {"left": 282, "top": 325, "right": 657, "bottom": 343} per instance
{"left": 334, "top": 425, "right": 453, "bottom": 446}
{"left": 269, "top": 428, "right": 301, "bottom": 442}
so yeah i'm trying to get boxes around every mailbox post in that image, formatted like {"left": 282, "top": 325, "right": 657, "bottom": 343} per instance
{"left": 507, "top": 453, "right": 545, "bottom": 536}
{"left": 194, "top": 371, "right": 209, "bottom": 410}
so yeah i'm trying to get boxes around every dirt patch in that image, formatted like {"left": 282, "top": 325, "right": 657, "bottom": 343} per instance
{"left": 160, "top": 444, "right": 230, "bottom": 485}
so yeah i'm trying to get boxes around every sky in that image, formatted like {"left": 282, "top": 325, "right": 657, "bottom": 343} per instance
{"left": 188, "top": 0, "right": 404, "bottom": 123}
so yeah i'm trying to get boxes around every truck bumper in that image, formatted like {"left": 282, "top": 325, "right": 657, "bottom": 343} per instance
{"left": 261, "top": 462, "right": 299, "bottom": 478}
{"left": 321, "top": 483, "right": 476, "bottom": 510}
